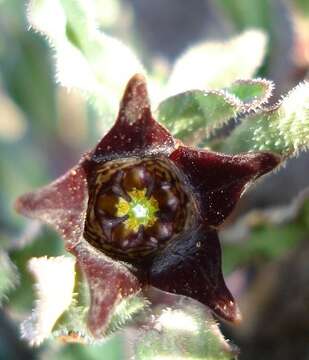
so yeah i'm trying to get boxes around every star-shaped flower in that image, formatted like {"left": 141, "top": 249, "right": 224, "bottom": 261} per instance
{"left": 15, "top": 74, "right": 280, "bottom": 338}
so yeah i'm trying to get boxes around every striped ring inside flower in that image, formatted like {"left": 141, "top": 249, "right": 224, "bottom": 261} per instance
{"left": 84, "top": 157, "right": 196, "bottom": 260}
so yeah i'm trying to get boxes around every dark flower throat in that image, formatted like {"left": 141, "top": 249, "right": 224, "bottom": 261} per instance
{"left": 84, "top": 157, "right": 195, "bottom": 261}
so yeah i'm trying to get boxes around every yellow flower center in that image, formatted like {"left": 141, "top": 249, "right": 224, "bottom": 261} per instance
{"left": 116, "top": 188, "right": 159, "bottom": 232}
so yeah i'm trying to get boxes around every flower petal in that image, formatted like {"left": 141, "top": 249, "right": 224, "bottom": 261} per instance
{"left": 170, "top": 146, "right": 280, "bottom": 226}
{"left": 148, "top": 226, "right": 241, "bottom": 323}
{"left": 15, "top": 163, "right": 88, "bottom": 250}
{"left": 91, "top": 74, "right": 175, "bottom": 163}
{"left": 72, "top": 243, "right": 141, "bottom": 337}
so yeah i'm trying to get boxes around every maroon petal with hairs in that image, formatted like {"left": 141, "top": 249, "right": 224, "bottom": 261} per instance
{"left": 90, "top": 74, "right": 175, "bottom": 164}
{"left": 148, "top": 226, "right": 241, "bottom": 323}
{"left": 72, "top": 243, "right": 141, "bottom": 337}
{"left": 15, "top": 161, "right": 88, "bottom": 250}
{"left": 170, "top": 146, "right": 280, "bottom": 226}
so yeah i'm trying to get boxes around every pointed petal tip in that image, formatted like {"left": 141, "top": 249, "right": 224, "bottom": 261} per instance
{"left": 213, "top": 299, "right": 242, "bottom": 324}
{"left": 129, "top": 73, "right": 147, "bottom": 84}
{"left": 14, "top": 192, "right": 33, "bottom": 216}
{"left": 232, "top": 303, "right": 243, "bottom": 324}
{"left": 92, "top": 72, "right": 174, "bottom": 160}
{"left": 251, "top": 151, "right": 281, "bottom": 176}
{"left": 122, "top": 73, "right": 149, "bottom": 101}
{"left": 74, "top": 244, "right": 141, "bottom": 339}
{"left": 14, "top": 196, "right": 23, "bottom": 214}
{"left": 119, "top": 73, "right": 151, "bottom": 123}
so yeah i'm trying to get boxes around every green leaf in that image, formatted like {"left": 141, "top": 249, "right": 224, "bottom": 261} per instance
{"left": 106, "top": 294, "right": 149, "bottom": 335}
{"left": 157, "top": 79, "right": 273, "bottom": 145}
{"left": 225, "top": 78, "right": 273, "bottom": 110}
{"left": 0, "top": 251, "right": 19, "bottom": 304}
{"left": 165, "top": 29, "right": 267, "bottom": 95}
{"left": 221, "top": 82, "right": 309, "bottom": 156}
{"left": 134, "top": 302, "right": 235, "bottom": 360}
{"left": 158, "top": 90, "right": 240, "bottom": 145}
{"left": 28, "top": 0, "right": 144, "bottom": 127}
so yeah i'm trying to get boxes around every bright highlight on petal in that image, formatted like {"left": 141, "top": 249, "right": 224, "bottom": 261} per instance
{"left": 21, "top": 256, "right": 76, "bottom": 346}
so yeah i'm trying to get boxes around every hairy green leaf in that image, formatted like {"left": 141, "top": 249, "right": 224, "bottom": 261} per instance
{"left": 165, "top": 29, "right": 267, "bottom": 96}
{"left": 157, "top": 90, "right": 240, "bottom": 145}
{"left": 21, "top": 256, "right": 76, "bottom": 346}
{"left": 222, "top": 82, "right": 309, "bottom": 156}
{"left": 28, "top": 0, "right": 144, "bottom": 126}
{"left": 225, "top": 78, "right": 273, "bottom": 110}
{"left": 106, "top": 294, "right": 148, "bottom": 336}
{"left": 134, "top": 302, "right": 235, "bottom": 360}
{"left": 157, "top": 79, "right": 273, "bottom": 145}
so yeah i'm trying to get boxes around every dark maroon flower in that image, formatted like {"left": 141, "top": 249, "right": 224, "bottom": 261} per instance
{"left": 15, "top": 74, "right": 280, "bottom": 337}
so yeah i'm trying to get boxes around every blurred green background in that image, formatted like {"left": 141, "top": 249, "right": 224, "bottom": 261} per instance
{"left": 0, "top": 0, "right": 308, "bottom": 359}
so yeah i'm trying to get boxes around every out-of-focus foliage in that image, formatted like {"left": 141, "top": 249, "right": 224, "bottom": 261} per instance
{"left": 0, "top": 0, "right": 57, "bottom": 136}
{"left": 0, "top": 251, "right": 19, "bottom": 304}
{"left": 214, "top": 0, "right": 293, "bottom": 67}
{"left": 222, "top": 190, "right": 309, "bottom": 273}
{"left": 294, "top": 0, "right": 309, "bottom": 14}
{"left": 29, "top": 0, "right": 144, "bottom": 126}
{"left": 0, "top": 90, "right": 26, "bottom": 142}
{"left": 165, "top": 30, "right": 267, "bottom": 95}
